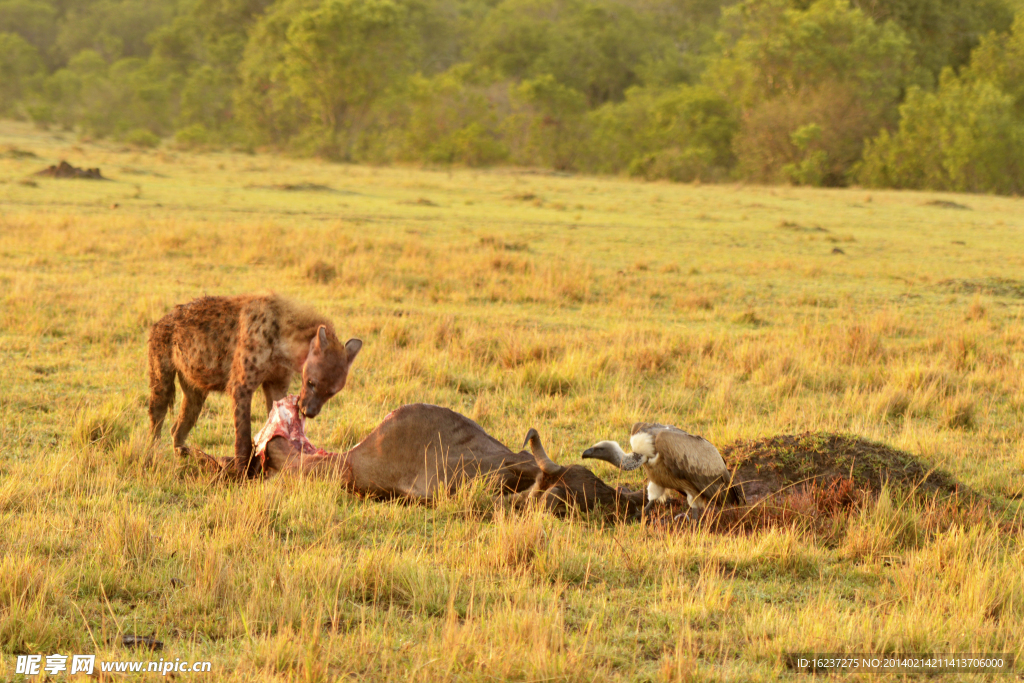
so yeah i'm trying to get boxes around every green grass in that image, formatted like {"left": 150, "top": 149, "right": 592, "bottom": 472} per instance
{"left": 2, "top": 119, "right": 1024, "bottom": 680}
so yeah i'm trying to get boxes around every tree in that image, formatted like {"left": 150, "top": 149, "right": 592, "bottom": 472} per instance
{"left": 235, "top": 0, "right": 414, "bottom": 157}
{"left": 150, "top": 0, "right": 276, "bottom": 136}
{"left": 622, "top": 0, "right": 731, "bottom": 86}
{"left": 709, "top": 0, "right": 913, "bottom": 185}
{"left": 858, "top": 69, "right": 1024, "bottom": 194}
{"left": 0, "top": 0, "right": 56, "bottom": 61}
{"left": 850, "top": 0, "right": 1013, "bottom": 80}
{"left": 52, "top": 0, "right": 177, "bottom": 64}
{"left": 0, "top": 32, "right": 43, "bottom": 115}
{"left": 963, "top": 13, "right": 1024, "bottom": 116}
{"left": 469, "top": 0, "right": 661, "bottom": 106}
{"left": 176, "top": 64, "right": 237, "bottom": 132}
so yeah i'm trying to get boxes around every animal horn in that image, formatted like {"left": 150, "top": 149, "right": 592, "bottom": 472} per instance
{"left": 523, "top": 428, "right": 561, "bottom": 475}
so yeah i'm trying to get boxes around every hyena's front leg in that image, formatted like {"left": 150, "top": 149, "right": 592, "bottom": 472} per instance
{"left": 230, "top": 382, "right": 260, "bottom": 478}
{"left": 228, "top": 326, "right": 273, "bottom": 478}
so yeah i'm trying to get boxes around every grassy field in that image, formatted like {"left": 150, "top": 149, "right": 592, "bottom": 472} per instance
{"left": 2, "top": 118, "right": 1024, "bottom": 680}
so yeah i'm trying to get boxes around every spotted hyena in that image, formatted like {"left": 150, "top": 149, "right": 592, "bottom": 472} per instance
{"left": 147, "top": 293, "right": 361, "bottom": 477}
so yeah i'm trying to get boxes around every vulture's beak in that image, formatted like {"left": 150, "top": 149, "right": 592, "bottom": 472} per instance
{"left": 582, "top": 447, "right": 622, "bottom": 468}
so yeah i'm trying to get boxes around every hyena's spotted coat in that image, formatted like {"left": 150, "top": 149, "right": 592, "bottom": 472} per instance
{"left": 147, "top": 293, "right": 361, "bottom": 477}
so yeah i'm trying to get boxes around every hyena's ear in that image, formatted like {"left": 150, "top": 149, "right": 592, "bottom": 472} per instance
{"left": 345, "top": 338, "right": 362, "bottom": 363}
{"left": 310, "top": 325, "right": 329, "bottom": 355}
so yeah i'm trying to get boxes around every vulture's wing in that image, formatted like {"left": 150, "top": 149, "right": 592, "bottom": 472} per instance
{"left": 631, "top": 422, "right": 668, "bottom": 437}
{"left": 651, "top": 426, "right": 732, "bottom": 499}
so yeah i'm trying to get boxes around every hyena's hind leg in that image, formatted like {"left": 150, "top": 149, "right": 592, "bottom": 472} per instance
{"left": 147, "top": 324, "right": 177, "bottom": 444}
{"left": 171, "top": 378, "right": 208, "bottom": 455}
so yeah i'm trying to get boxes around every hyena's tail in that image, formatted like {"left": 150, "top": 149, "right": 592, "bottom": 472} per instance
{"left": 147, "top": 319, "right": 176, "bottom": 441}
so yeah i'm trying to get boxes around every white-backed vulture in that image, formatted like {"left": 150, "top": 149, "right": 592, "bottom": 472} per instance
{"left": 583, "top": 422, "right": 745, "bottom": 520}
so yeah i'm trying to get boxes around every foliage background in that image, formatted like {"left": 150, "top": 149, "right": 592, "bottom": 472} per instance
{"left": 2, "top": 0, "right": 1024, "bottom": 192}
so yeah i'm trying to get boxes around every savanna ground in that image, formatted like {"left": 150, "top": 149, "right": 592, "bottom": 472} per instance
{"left": 1, "top": 118, "right": 1024, "bottom": 681}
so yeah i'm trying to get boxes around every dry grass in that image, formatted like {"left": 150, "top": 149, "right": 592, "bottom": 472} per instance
{"left": 1, "top": 119, "right": 1024, "bottom": 679}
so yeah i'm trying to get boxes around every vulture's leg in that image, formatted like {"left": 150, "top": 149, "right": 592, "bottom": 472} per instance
{"left": 639, "top": 481, "right": 667, "bottom": 520}
{"left": 674, "top": 505, "right": 708, "bottom": 524}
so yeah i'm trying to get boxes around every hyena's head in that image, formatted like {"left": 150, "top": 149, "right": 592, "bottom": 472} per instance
{"left": 298, "top": 325, "right": 362, "bottom": 418}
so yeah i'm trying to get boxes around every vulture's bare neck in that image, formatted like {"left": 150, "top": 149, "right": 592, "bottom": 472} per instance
{"left": 591, "top": 441, "right": 646, "bottom": 471}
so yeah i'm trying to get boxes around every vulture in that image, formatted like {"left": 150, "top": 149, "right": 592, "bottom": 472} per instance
{"left": 583, "top": 422, "right": 745, "bottom": 520}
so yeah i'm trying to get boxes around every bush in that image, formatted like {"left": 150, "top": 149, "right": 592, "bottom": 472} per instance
{"left": 504, "top": 74, "right": 588, "bottom": 170}
{"left": 123, "top": 127, "right": 160, "bottom": 148}
{"left": 174, "top": 123, "right": 212, "bottom": 149}
{"left": 781, "top": 123, "right": 829, "bottom": 186}
{"left": 397, "top": 68, "right": 508, "bottom": 166}
{"left": 734, "top": 84, "right": 880, "bottom": 185}
{"left": 858, "top": 69, "right": 1024, "bottom": 194}
{"left": 628, "top": 146, "right": 717, "bottom": 182}
{"left": 585, "top": 83, "right": 736, "bottom": 179}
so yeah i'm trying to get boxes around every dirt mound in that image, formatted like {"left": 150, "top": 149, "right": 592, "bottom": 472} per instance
{"left": 722, "top": 432, "right": 966, "bottom": 504}
{"left": 35, "top": 160, "right": 106, "bottom": 180}
{"left": 246, "top": 182, "right": 335, "bottom": 192}
{"left": 938, "top": 277, "right": 1024, "bottom": 299}
{"left": 3, "top": 145, "right": 37, "bottom": 159}
{"left": 924, "top": 199, "right": 970, "bottom": 210}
